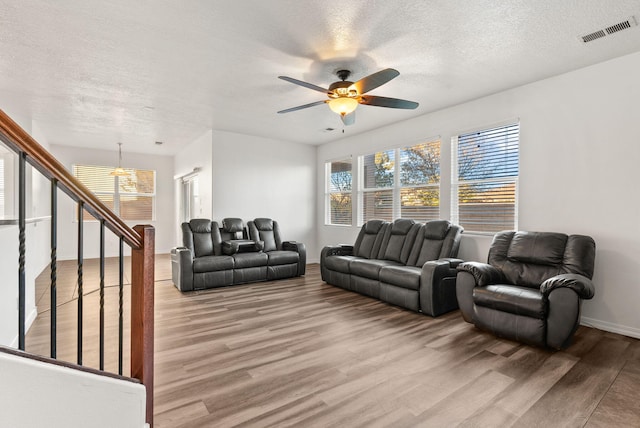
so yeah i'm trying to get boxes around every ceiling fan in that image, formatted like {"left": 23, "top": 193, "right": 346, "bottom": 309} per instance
{"left": 277, "top": 68, "right": 419, "bottom": 126}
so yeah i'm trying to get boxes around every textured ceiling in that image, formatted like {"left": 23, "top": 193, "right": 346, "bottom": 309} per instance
{"left": 1, "top": 0, "right": 640, "bottom": 155}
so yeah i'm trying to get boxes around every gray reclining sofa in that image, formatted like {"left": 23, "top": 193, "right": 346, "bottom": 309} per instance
{"left": 320, "top": 218, "right": 463, "bottom": 316}
{"left": 171, "top": 217, "right": 306, "bottom": 291}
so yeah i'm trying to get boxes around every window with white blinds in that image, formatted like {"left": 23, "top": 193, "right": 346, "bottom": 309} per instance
{"left": 452, "top": 122, "right": 519, "bottom": 233}
{"left": 400, "top": 141, "right": 440, "bottom": 222}
{"left": 73, "top": 164, "right": 156, "bottom": 221}
{"left": 325, "top": 158, "right": 352, "bottom": 225}
{"left": 359, "top": 140, "right": 441, "bottom": 224}
{"left": 360, "top": 149, "right": 395, "bottom": 222}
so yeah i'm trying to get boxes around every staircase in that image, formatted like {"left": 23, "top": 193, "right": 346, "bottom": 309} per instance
{"left": 0, "top": 110, "right": 155, "bottom": 426}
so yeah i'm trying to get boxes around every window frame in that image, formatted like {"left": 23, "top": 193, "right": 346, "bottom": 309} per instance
{"left": 324, "top": 157, "right": 353, "bottom": 226}
{"left": 357, "top": 139, "right": 441, "bottom": 225}
{"left": 451, "top": 121, "right": 519, "bottom": 234}
{"left": 72, "top": 164, "right": 157, "bottom": 222}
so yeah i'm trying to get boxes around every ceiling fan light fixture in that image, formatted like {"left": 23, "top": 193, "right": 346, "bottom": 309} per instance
{"left": 328, "top": 97, "right": 358, "bottom": 115}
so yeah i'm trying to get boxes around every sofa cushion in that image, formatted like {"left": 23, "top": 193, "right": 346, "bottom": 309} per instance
{"left": 354, "top": 220, "right": 387, "bottom": 258}
{"left": 473, "top": 284, "right": 547, "bottom": 319}
{"left": 266, "top": 250, "right": 299, "bottom": 266}
{"left": 193, "top": 255, "right": 234, "bottom": 273}
{"left": 350, "top": 259, "right": 402, "bottom": 280}
{"left": 233, "top": 252, "right": 268, "bottom": 268}
{"left": 424, "top": 220, "right": 450, "bottom": 239}
{"left": 507, "top": 232, "right": 568, "bottom": 265}
{"left": 379, "top": 265, "right": 422, "bottom": 291}
{"left": 324, "top": 255, "right": 356, "bottom": 274}
{"left": 382, "top": 219, "right": 417, "bottom": 263}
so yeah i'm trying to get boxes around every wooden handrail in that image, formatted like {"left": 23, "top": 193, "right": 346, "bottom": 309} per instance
{"left": 1, "top": 109, "right": 155, "bottom": 425}
{"left": 0, "top": 109, "right": 141, "bottom": 249}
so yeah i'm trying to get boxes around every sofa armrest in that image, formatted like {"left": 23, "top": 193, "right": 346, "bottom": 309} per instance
{"left": 457, "top": 261, "right": 505, "bottom": 286}
{"left": 283, "top": 241, "right": 306, "bottom": 275}
{"left": 322, "top": 244, "right": 354, "bottom": 258}
{"left": 171, "top": 247, "right": 193, "bottom": 292}
{"left": 540, "top": 273, "right": 595, "bottom": 299}
{"left": 222, "top": 240, "right": 263, "bottom": 255}
{"left": 419, "top": 259, "right": 461, "bottom": 316}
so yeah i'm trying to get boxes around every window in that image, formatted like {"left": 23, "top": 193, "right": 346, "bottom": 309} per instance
{"left": 399, "top": 141, "right": 440, "bottom": 222}
{"left": 452, "top": 122, "right": 519, "bottom": 233}
{"left": 359, "top": 140, "right": 441, "bottom": 224}
{"left": 73, "top": 164, "right": 156, "bottom": 221}
{"left": 325, "top": 158, "right": 352, "bottom": 225}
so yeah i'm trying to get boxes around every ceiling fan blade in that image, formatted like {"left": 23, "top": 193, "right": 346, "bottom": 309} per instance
{"left": 277, "top": 100, "right": 327, "bottom": 114}
{"left": 352, "top": 68, "right": 400, "bottom": 94}
{"left": 360, "top": 95, "right": 419, "bottom": 109}
{"left": 278, "top": 76, "right": 330, "bottom": 94}
{"left": 340, "top": 111, "right": 356, "bottom": 126}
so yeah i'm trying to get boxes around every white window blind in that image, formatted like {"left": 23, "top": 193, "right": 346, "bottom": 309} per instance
{"left": 325, "top": 158, "right": 352, "bottom": 225}
{"left": 73, "top": 164, "right": 156, "bottom": 221}
{"left": 452, "top": 122, "right": 519, "bottom": 233}
{"left": 400, "top": 141, "right": 440, "bottom": 222}
{"left": 359, "top": 140, "right": 441, "bottom": 224}
{"left": 360, "top": 149, "right": 395, "bottom": 222}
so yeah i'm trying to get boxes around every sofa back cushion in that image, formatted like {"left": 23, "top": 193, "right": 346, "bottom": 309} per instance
{"left": 182, "top": 219, "right": 224, "bottom": 257}
{"left": 221, "top": 217, "right": 246, "bottom": 241}
{"left": 248, "top": 218, "right": 282, "bottom": 251}
{"left": 488, "top": 231, "right": 596, "bottom": 288}
{"left": 353, "top": 220, "right": 388, "bottom": 259}
{"left": 407, "top": 220, "right": 463, "bottom": 266}
{"left": 379, "top": 219, "right": 420, "bottom": 264}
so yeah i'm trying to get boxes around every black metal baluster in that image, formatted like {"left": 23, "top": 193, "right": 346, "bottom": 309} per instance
{"left": 50, "top": 179, "right": 58, "bottom": 358}
{"left": 99, "top": 221, "right": 105, "bottom": 371}
{"left": 18, "top": 152, "right": 26, "bottom": 351}
{"left": 118, "top": 236, "right": 124, "bottom": 376}
{"left": 77, "top": 201, "right": 84, "bottom": 365}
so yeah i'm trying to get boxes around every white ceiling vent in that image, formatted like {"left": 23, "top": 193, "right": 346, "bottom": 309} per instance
{"left": 581, "top": 16, "right": 637, "bottom": 43}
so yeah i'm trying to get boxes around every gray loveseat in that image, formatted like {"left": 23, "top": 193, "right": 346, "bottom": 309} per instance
{"left": 320, "top": 218, "right": 463, "bottom": 316}
{"left": 171, "top": 217, "right": 306, "bottom": 291}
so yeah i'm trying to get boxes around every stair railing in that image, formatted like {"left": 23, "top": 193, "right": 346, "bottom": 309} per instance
{"left": 0, "top": 109, "right": 154, "bottom": 426}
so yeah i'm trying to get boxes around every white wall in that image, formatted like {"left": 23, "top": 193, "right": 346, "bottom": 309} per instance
{"left": 210, "top": 130, "right": 317, "bottom": 260}
{"left": 317, "top": 50, "right": 640, "bottom": 339}
{"left": 173, "top": 129, "right": 213, "bottom": 244}
{"left": 50, "top": 145, "right": 175, "bottom": 259}
{"left": 0, "top": 352, "right": 147, "bottom": 428}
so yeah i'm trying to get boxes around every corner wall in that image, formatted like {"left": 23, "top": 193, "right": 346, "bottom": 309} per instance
{"left": 211, "top": 130, "right": 317, "bottom": 260}
{"left": 317, "top": 50, "right": 640, "bottom": 338}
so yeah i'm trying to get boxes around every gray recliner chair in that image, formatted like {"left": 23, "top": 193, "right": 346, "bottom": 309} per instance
{"left": 456, "top": 231, "right": 596, "bottom": 349}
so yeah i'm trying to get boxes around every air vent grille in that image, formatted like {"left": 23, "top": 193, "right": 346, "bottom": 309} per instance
{"left": 582, "top": 30, "right": 606, "bottom": 43}
{"left": 580, "top": 16, "right": 637, "bottom": 43}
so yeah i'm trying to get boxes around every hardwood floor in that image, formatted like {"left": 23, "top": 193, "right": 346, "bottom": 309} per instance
{"left": 26, "top": 256, "right": 640, "bottom": 427}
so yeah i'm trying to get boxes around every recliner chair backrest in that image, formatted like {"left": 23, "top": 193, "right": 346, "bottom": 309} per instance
{"left": 377, "top": 218, "right": 420, "bottom": 264}
{"left": 248, "top": 218, "right": 282, "bottom": 251}
{"left": 488, "top": 231, "right": 596, "bottom": 288}
{"left": 220, "top": 217, "right": 246, "bottom": 241}
{"left": 353, "top": 220, "right": 388, "bottom": 259}
{"left": 407, "top": 220, "right": 463, "bottom": 267}
{"left": 182, "top": 219, "right": 224, "bottom": 257}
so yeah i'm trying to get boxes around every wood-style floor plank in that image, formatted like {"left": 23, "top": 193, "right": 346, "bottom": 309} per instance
{"left": 24, "top": 257, "right": 640, "bottom": 427}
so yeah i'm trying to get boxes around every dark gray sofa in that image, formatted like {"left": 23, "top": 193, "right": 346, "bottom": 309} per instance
{"left": 320, "top": 218, "right": 464, "bottom": 316}
{"left": 171, "top": 217, "right": 306, "bottom": 291}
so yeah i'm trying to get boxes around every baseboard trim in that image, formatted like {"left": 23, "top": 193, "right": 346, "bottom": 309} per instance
{"left": 581, "top": 316, "right": 640, "bottom": 340}
{"left": 10, "top": 307, "right": 38, "bottom": 348}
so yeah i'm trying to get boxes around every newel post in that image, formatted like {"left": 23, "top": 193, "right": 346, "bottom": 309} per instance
{"left": 131, "top": 224, "right": 155, "bottom": 426}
